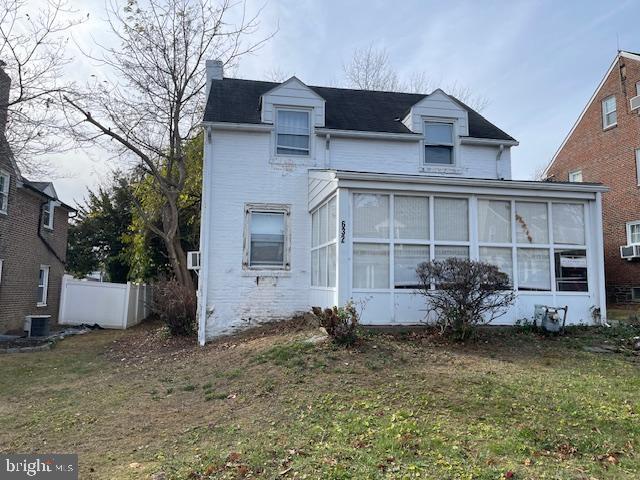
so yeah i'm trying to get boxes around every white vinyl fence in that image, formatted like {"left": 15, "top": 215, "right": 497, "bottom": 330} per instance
{"left": 59, "top": 275, "right": 151, "bottom": 329}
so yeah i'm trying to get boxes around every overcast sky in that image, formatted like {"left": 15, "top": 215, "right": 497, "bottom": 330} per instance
{"left": 47, "top": 0, "right": 639, "bottom": 205}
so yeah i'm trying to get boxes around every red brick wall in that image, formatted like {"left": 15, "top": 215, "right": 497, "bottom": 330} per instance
{"left": 546, "top": 55, "right": 640, "bottom": 303}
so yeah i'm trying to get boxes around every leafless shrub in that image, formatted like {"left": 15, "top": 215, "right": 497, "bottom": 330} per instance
{"left": 150, "top": 278, "right": 197, "bottom": 336}
{"left": 311, "top": 302, "right": 359, "bottom": 346}
{"left": 416, "top": 258, "right": 515, "bottom": 340}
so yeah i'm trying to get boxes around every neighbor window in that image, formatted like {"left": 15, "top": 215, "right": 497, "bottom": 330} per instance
{"left": 636, "top": 81, "right": 640, "bottom": 96}
{"left": 627, "top": 221, "right": 640, "bottom": 245}
{"left": 636, "top": 149, "right": 640, "bottom": 186}
{"left": 602, "top": 95, "right": 617, "bottom": 129}
{"left": 632, "top": 287, "right": 640, "bottom": 302}
{"left": 424, "top": 121, "right": 454, "bottom": 165}
{"left": 0, "top": 258, "right": 3, "bottom": 284}
{"left": 276, "top": 109, "right": 310, "bottom": 156}
{"left": 243, "top": 205, "right": 290, "bottom": 269}
{"left": 42, "top": 201, "right": 54, "bottom": 229}
{"left": 37, "top": 265, "right": 50, "bottom": 306}
{"left": 311, "top": 196, "right": 337, "bottom": 287}
{"left": 568, "top": 170, "right": 582, "bottom": 182}
{"left": 0, "top": 170, "right": 9, "bottom": 214}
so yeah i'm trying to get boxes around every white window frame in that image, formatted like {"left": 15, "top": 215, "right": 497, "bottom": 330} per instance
{"left": 632, "top": 286, "right": 640, "bottom": 302}
{"left": 568, "top": 170, "right": 583, "bottom": 182}
{"left": 636, "top": 149, "right": 640, "bottom": 187}
{"left": 310, "top": 196, "right": 337, "bottom": 289}
{"left": 0, "top": 169, "right": 9, "bottom": 214}
{"left": 636, "top": 81, "right": 640, "bottom": 97}
{"left": 626, "top": 221, "right": 640, "bottom": 245}
{"left": 37, "top": 265, "right": 50, "bottom": 307}
{"left": 274, "top": 107, "right": 311, "bottom": 158}
{"left": 242, "top": 203, "right": 291, "bottom": 271}
{"left": 423, "top": 119, "right": 457, "bottom": 166}
{"left": 602, "top": 95, "right": 617, "bottom": 129}
{"left": 0, "top": 259, "right": 3, "bottom": 284}
{"left": 42, "top": 201, "right": 55, "bottom": 230}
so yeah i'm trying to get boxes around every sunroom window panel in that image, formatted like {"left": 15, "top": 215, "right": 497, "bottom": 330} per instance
{"left": 478, "top": 199, "right": 511, "bottom": 243}
{"left": 311, "top": 249, "right": 319, "bottom": 286}
{"left": 515, "top": 202, "right": 548, "bottom": 244}
{"left": 394, "top": 196, "right": 429, "bottom": 240}
{"left": 327, "top": 244, "right": 336, "bottom": 288}
{"left": 517, "top": 248, "right": 550, "bottom": 291}
{"left": 554, "top": 249, "right": 588, "bottom": 292}
{"left": 249, "top": 212, "right": 285, "bottom": 266}
{"left": 434, "top": 197, "right": 468, "bottom": 241}
{"left": 353, "top": 243, "right": 389, "bottom": 289}
{"left": 480, "top": 246, "right": 513, "bottom": 283}
{"left": 552, "top": 203, "right": 585, "bottom": 245}
{"left": 434, "top": 245, "right": 469, "bottom": 260}
{"left": 319, "top": 204, "right": 328, "bottom": 244}
{"left": 328, "top": 197, "right": 337, "bottom": 242}
{"left": 353, "top": 194, "right": 389, "bottom": 239}
{"left": 394, "top": 244, "right": 429, "bottom": 289}
{"left": 312, "top": 210, "right": 320, "bottom": 247}
{"left": 318, "top": 246, "right": 327, "bottom": 287}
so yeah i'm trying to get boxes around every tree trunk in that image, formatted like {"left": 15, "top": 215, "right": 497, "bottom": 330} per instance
{"left": 162, "top": 193, "right": 195, "bottom": 293}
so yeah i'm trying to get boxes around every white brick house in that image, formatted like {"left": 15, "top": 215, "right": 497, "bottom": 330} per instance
{"left": 197, "top": 60, "right": 608, "bottom": 344}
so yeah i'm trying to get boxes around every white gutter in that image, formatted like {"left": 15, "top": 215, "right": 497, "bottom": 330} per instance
{"left": 460, "top": 137, "right": 519, "bottom": 147}
{"left": 314, "top": 128, "right": 421, "bottom": 141}
{"left": 203, "top": 121, "right": 272, "bottom": 132}
{"left": 329, "top": 170, "right": 609, "bottom": 193}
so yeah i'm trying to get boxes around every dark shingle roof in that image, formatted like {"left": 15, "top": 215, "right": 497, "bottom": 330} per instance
{"left": 204, "top": 78, "right": 516, "bottom": 142}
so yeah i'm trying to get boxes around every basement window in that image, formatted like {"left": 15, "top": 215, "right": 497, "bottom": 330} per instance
{"left": 243, "top": 204, "right": 290, "bottom": 270}
{"left": 602, "top": 95, "right": 617, "bottom": 129}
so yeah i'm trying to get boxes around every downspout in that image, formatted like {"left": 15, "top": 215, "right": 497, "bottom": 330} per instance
{"left": 197, "top": 127, "right": 213, "bottom": 345}
{"left": 495, "top": 144, "right": 505, "bottom": 180}
{"left": 324, "top": 133, "right": 330, "bottom": 168}
{"left": 37, "top": 200, "right": 66, "bottom": 265}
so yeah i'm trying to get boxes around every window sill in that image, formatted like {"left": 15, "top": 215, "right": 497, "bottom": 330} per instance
{"left": 0, "top": 210, "right": 7, "bottom": 215}
{"left": 36, "top": 303, "right": 47, "bottom": 308}
{"left": 603, "top": 123, "right": 617, "bottom": 131}
{"left": 420, "top": 165, "right": 463, "bottom": 175}
{"left": 241, "top": 270, "right": 291, "bottom": 277}
{"left": 43, "top": 225, "right": 54, "bottom": 231}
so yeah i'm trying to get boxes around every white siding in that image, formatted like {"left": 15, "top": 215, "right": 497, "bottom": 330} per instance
{"left": 261, "top": 77, "right": 325, "bottom": 127}
{"left": 204, "top": 130, "right": 319, "bottom": 338}
{"left": 403, "top": 90, "right": 469, "bottom": 136}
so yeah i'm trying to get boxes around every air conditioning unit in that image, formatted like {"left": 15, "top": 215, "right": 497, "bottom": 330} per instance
{"left": 187, "top": 251, "right": 201, "bottom": 270}
{"left": 620, "top": 244, "right": 640, "bottom": 260}
{"left": 630, "top": 95, "right": 640, "bottom": 112}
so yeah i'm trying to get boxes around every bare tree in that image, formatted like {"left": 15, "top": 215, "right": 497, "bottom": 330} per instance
{"left": 343, "top": 45, "right": 400, "bottom": 91}
{"left": 264, "top": 66, "right": 291, "bottom": 83}
{"left": 343, "top": 45, "right": 489, "bottom": 111}
{"left": 0, "top": 0, "right": 84, "bottom": 175}
{"left": 63, "top": 0, "right": 273, "bottom": 291}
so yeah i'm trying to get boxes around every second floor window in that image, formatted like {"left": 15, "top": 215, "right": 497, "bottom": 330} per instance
{"left": 628, "top": 222, "right": 640, "bottom": 245}
{"left": 0, "top": 171, "right": 9, "bottom": 214}
{"left": 602, "top": 95, "right": 617, "bottom": 129}
{"left": 424, "top": 122, "right": 454, "bottom": 165}
{"left": 276, "top": 109, "right": 310, "bottom": 156}
{"left": 42, "top": 201, "right": 54, "bottom": 229}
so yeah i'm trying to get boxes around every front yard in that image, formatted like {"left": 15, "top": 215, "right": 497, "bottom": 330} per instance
{"left": 1, "top": 320, "right": 639, "bottom": 479}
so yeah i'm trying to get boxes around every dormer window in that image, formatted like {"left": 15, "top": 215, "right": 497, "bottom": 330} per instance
{"left": 0, "top": 170, "right": 9, "bottom": 214}
{"left": 424, "top": 121, "right": 454, "bottom": 165}
{"left": 42, "top": 201, "right": 54, "bottom": 229}
{"left": 276, "top": 109, "right": 310, "bottom": 156}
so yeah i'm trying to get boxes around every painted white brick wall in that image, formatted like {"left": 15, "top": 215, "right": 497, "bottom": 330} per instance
{"left": 203, "top": 128, "right": 512, "bottom": 339}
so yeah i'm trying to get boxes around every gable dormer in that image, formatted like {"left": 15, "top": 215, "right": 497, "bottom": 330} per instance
{"left": 402, "top": 89, "right": 469, "bottom": 136}
{"left": 260, "top": 76, "right": 325, "bottom": 128}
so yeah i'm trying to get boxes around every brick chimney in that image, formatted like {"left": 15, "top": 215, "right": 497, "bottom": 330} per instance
{"left": 0, "top": 60, "right": 10, "bottom": 136}
{"left": 205, "top": 59, "right": 223, "bottom": 95}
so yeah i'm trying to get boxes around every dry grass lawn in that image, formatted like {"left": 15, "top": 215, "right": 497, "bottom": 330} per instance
{"left": 1, "top": 319, "right": 640, "bottom": 479}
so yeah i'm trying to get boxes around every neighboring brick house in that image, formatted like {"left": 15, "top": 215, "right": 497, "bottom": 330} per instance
{"left": 545, "top": 50, "right": 640, "bottom": 304}
{"left": 0, "top": 62, "right": 75, "bottom": 334}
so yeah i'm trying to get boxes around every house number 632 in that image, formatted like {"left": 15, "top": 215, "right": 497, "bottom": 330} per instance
{"left": 340, "top": 221, "right": 346, "bottom": 243}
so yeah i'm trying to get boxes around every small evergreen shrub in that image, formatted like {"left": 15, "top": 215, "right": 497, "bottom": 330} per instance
{"left": 150, "top": 279, "right": 197, "bottom": 336}
{"left": 311, "top": 302, "right": 359, "bottom": 346}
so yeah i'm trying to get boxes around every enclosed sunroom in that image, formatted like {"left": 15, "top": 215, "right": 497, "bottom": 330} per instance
{"left": 309, "top": 170, "right": 608, "bottom": 326}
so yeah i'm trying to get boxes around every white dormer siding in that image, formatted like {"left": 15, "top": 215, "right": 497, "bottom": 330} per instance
{"left": 402, "top": 89, "right": 469, "bottom": 136}
{"left": 261, "top": 77, "right": 325, "bottom": 127}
